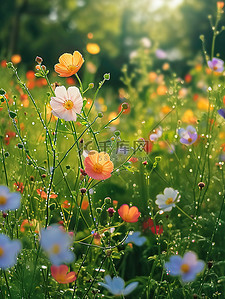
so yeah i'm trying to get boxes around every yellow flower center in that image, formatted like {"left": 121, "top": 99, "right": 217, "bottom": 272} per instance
{"left": 52, "top": 244, "right": 60, "bottom": 254}
{"left": 0, "top": 196, "right": 7, "bottom": 205}
{"left": 188, "top": 137, "right": 192, "bottom": 143}
{"left": 0, "top": 247, "right": 4, "bottom": 257}
{"left": 64, "top": 100, "right": 74, "bottom": 110}
{"left": 93, "top": 163, "right": 103, "bottom": 173}
{"left": 181, "top": 263, "right": 190, "bottom": 273}
{"left": 67, "top": 65, "right": 76, "bottom": 72}
{"left": 165, "top": 197, "right": 173, "bottom": 205}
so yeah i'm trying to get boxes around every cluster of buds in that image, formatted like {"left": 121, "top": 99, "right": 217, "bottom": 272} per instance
{"left": 35, "top": 56, "right": 47, "bottom": 77}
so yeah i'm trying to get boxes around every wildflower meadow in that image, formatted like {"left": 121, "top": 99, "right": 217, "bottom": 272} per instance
{"left": 1, "top": 1, "right": 225, "bottom": 298}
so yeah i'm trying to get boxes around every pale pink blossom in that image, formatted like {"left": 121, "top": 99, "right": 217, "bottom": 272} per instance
{"left": 50, "top": 86, "right": 83, "bottom": 121}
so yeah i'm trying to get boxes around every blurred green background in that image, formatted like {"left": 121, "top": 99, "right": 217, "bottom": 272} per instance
{"left": 1, "top": 0, "right": 225, "bottom": 85}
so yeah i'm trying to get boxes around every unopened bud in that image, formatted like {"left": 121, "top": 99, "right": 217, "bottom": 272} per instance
{"left": 35, "top": 56, "right": 43, "bottom": 64}
{"left": 198, "top": 182, "right": 205, "bottom": 190}
{"left": 89, "top": 83, "right": 94, "bottom": 89}
{"left": 80, "top": 188, "right": 87, "bottom": 194}
{"left": 107, "top": 207, "right": 115, "bottom": 217}
{"left": 114, "top": 130, "right": 120, "bottom": 136}
{"left": 121, "top": 102, "right": 129, "bottom": 110}
{"left": 80, "top": 168, "right": 87, "bottom": 176}
{"left": 7, "top": 62, "right": 14, "bottom": 69}
{"left": 2, "top": 212, "right": 7, "bottom": 218}
{"left": 98, "top": 112, "right": 103, "bottom": 118}
{"left": 104, "top": 73, "right": 110, "bottom": 80}
{"left": 30, "top": 176, "right": 35, "bottom": 181}
{"left": 207, "top": 260, "right": 213, "bottom": 269}
{"left": 142, "top": 160, "right": 148, "bottom": 165}
{"left": 41, "top": 174, "right": 47, "bottom": 178}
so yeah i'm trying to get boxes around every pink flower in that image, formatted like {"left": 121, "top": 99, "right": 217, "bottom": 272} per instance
{"left": 50, "top": 86, "right": 83, "bottom": 121}
{"left": 51, "top": 265, "right": 76, "bottom": 284}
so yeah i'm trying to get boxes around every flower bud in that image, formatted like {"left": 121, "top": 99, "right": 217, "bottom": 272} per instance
{"left": 107, "top": 207, "right": 115, "bottom": 217}
{"left": 41, "top": 174, "right": 47, "bottom": 178}
{"left": 207, "top": 260, "right": 213, "bottom": 269}
{"left": 80, "top": 168, "right": 87, "bottom": 176}
{"left": 80, "top": 188, "right": 87, "bottom": 194}
{"left": 121, "top": 102, "right": 129, "bottom": 110}
{"left": 2, "top": 212, "right": 7, "bottom": 218}
{"left": 7, "top": 62, "right": 14, "bottom": 69}
{"left": 142, "top": 160, "right": 148, "bottom": 165}
{"left": 98, "top": 112, "right": 103, "bottom": 118}
{"left": 114, "top": 130, "right": 120, "bottom": 136}
{"left": 0, "top": 89, "right": 6, "bottom": 96}
{"left": 198, "top": 182, "right": 205, "bottom": 190}
{"left": 104, "top": 73, "right": 110, "bottom": 80}
{"left": 35, "top": 56, "right": 43, "bottom": 64}
{"left": 89, "top": 83, "right": 94, "bottom": 89}
{"left": 30, "top": 176, "right": 35, "bottom": 181}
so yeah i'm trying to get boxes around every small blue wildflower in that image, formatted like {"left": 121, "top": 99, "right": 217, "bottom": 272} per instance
{"left": 165, "top": 251, "right": 205, "bottom": 283}
{"left": 125, "top": 231, "right": 147, "bottom": 246}
{"left": 99, "top": 275, "right": 138, "bottom": 296}
{"left": 218, "top": 108, "right": 225, "bottom": 119}
{"left": 178, "top": 126, "right": 198, "bottom": 145}
{"left": 0, "top": 185, "right": 21, "bottom": 212}
{"left": 0, "top": 234, "right": 22, "bottom": 269}
{"left": 207, "top": 58, "right": 224, "bottom": 72}
{"left": 40, "top": 225, "right": 75, "bottom": 265}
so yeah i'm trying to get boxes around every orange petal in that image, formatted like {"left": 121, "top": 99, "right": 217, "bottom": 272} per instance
{"left": 102, "top": 161, "right": 114, "bottom": 172}
{"left": 72, "top": 51, "right": 84, "bottom": 66}
{"left": 99, "top": 152, "right": 110, "bottom": 163}
{"left": 118, "top": 204, "right": 129, "bottom": 220}
{"left": 87, "top": 150, "right": 99, "bottom": 164}
{"left": 59, "top": 53, "right": 73, "bottom": 66}
{"left": 65, "top": 272, "right": 76, "bottom": 283}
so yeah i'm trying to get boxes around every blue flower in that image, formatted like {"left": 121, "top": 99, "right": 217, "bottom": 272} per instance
{"left": 178, "top": 126, "right": 198, "bottom": 145}
{"left": 218, "top": 108, "right": 225, "bottom": 119}
{"left": 165, "top": 251, "right": 205, "bottom": 283}
{"left": 99, "top": 275, "right": 138, "bottom": 296}
{"left": 40, "top": 225, "right": 75, "bottom": 265}
{"left": 125, "top": 231, "right": 147, "bottom": 246}
{"left": 0, "top": 186, "right": 21, "bottom": 212}
{"left": 0, "top": 234, "right": 22, "bottom": 269}
{"left": 207, "top": 58, "right": 224, "bottom": 72}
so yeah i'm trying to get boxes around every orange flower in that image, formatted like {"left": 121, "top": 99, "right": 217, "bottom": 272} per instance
{"left": 20, "top": 219, "right": 32, "bottom": 233}
{"left": 36, "top": 189, "right": 58, "bottom": 199}
{"left": 81, "top": 199, "right": 89, "bottom": 210}
{"left": 86, "top": 43, "right": 100, "bottom": 55}
{"left": 118, "top": 204, "right": 140, "bottom": 223}
{"left": 1, "top": 60, "right": 7, "bottom": 68}
{"left": 84, "top": 151, "right": 114, "bottom": 180}
{"left": 217, "top": 2, "right": 224, "bottom": 9}
{"left": 61, "top": 200, "right": 70, "bottom": 209}
{"left": 182, "top": 110, "right": 197, "bottom": 124}
{"left": 54, "top": 51, "right": 84, "bottom": 77}
{"left": 51, "top": 265, "right": 76, "bottom": 284}
{"left": 11, "top": 54, "right": 21, "bottom": 64}
{"left": 157, "top": 85, "right": 167, "bottom": 96}
{"left": 26, "top": 70, "right": 35, "bottom": 80}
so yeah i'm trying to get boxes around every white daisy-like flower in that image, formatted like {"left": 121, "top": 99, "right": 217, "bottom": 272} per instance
{"left": 50, "top": 86, "right": 83, "bottom": 121}
{"left": 155, "top": 187, "right": 180, "bottom": 212}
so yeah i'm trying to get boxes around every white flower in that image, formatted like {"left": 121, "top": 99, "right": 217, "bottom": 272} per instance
{"left": 50, "top": 86, "right": 83, "bottom": 121}
{"left": 155, "top": 187, "right": 180, "bottom": 212}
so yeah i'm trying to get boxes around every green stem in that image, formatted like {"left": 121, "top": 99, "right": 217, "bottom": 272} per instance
{"left": 175, "top": 205, "right": 193, "bottom": 221}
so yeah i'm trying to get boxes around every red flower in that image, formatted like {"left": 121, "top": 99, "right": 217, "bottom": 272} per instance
{"left": 14, "top": 182, "right": 24, "bottom": 194}
{"left": 4, "top": 131, "right": 16, "bottom": 145}
{"left": 51, "top": 265, "right": 76, "bottom": 284}
{"left": 142, "top": 218, "right": 163, "bottom": 235}
{"left": 61, "top": 200, "right": 70, "bottom": 209}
